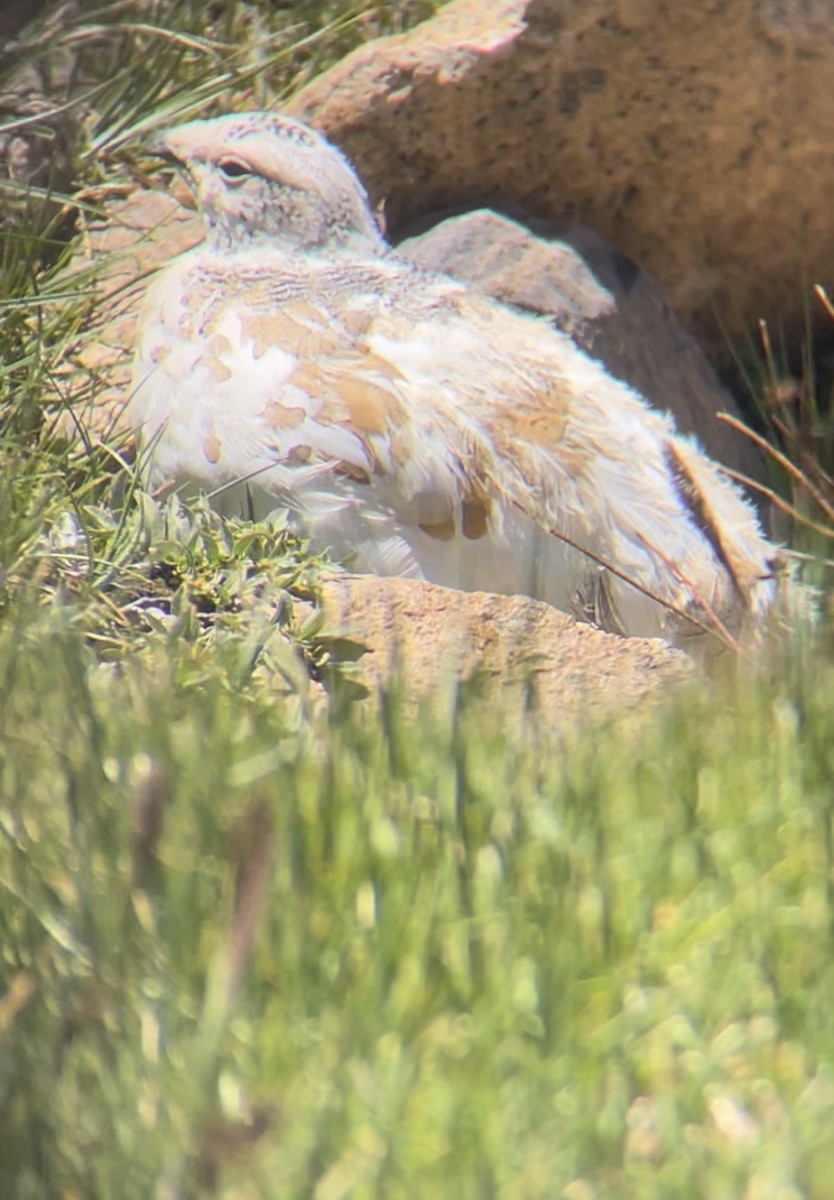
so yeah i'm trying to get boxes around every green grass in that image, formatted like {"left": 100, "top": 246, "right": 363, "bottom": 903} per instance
{"left": 2, "top": 2, "right": 834, "bottom": 1197}
{"left": 3, "top": 599, "right": 834, "bottom": 1198}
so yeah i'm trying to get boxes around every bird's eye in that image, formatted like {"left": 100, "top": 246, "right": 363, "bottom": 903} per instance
{"left": 217, "top": 157, "right": 252, "bottom": 181}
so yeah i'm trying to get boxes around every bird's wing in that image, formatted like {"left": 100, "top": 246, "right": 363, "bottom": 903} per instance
{"left": 132, "top": 250, "right": 778, "bottom": 637}
{"left": 359, "top": 280, "right": 778, "bottom": 630}
{"left": 133, "top": 254, "right": 498, "bottom": 531}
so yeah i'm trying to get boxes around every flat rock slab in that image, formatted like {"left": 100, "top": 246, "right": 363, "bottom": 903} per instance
{"left": 288, "top": 0, "right": 834, "bottom": 361}
{"left": 315, "top": 574, "right": 693, "bottom": 727}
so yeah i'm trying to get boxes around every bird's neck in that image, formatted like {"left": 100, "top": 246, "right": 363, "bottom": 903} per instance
{"left": 205, "top": 223, "right": 387, "bottom": 258}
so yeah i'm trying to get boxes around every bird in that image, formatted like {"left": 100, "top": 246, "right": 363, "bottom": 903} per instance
{"left": 128, "top": 110, "right": 797, "bottom": 648}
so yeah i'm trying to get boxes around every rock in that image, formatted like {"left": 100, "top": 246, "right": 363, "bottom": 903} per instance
{"left": 398, "top": 208, "right": 767, "bottom": 508}
{"left": 287, "top": 0, "right": 834, "bottom": 362}
{"left": 313, "top": 574, "right": 693, "bottom": 725}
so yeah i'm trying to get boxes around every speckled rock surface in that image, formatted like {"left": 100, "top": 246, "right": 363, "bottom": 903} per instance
{"left": 314, "top": 574, "right": 693, "bottom": 726}
{"left": 288, "top": 0, "right": 834, "bottom": 360}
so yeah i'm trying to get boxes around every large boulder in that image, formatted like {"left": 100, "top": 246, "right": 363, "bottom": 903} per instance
{"left": 288, "top": 0, "right": 834, "bottom": 362}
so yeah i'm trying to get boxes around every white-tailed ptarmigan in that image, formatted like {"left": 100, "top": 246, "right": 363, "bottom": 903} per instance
{"left": 129, "top": 110, "right": 798, "bottom": 647}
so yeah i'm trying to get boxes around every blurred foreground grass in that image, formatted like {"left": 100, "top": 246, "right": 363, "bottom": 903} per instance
{"left": 3, "top": 560, "right": 834, "bottom": 1199}
{"left": 3, "top": 1, "right": 834, "bottom": 1197}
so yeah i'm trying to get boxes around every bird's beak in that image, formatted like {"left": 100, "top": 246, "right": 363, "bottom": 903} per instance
{"left": 147, "top": 120, "right": 215, "bottom": 166}
{"left": 146, "top": 134, "right": 189, "bottom": 179}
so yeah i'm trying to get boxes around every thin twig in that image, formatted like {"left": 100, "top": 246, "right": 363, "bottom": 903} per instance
{"left": 633, "top": 533, "right": 740, "bottom": 653}
{"left": 716, "top": 413, "right": 834, "bottom": 525}
{"left": 512, "top": 500, "right": 736, "bottom": 650}
{"left": 771, "top": 414, "right": 834, "bottom": 497}
{"left": 719, "top": 466, "right": 834, "bottom": 540}
{"left": 815, "top": 283, "right": 834, "bottom": 324}
{"left": 779, "top": 546, "right": 834, "bottom": 569}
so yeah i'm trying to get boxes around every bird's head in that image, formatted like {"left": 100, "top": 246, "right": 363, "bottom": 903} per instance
{"left": 151, "top": 111, "right": 387, "bottom": 255}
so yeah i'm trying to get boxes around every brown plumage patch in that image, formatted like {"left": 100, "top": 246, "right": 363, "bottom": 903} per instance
{"left": 419, "top": 517, "right": 456, "bottom": 541}
{"left": 289, "top": 361, "right": 326, "bottom": 395}
{"left": 242, "top": 311, "right": 343, "bottom": 360}
{"left": 340, "top": 307, "right": 374, "bottom": 338}
{"left": 286, "top": 444, "right": 313, "bottom": 465}
{"left": 203, "top": 355, "right": 232, "bottom": 382}
{"left": 462, "top": 497, "right": 489, "bottom": 540}
{"left": 333, "top": 461, "right": 372, "bottom": 485}
{"left": 290, "top": 300, "right": 326, "bottom": 321}
{"left": 388, "top": 429, "right": 412, "bottom": 468}
{"left": 295, "top": 324, "right": 350, "bottom": 358}
{"left": 208, "top": 333, "right": 233, "bottom": 357}
{"left": 297, "top": 362, "right": 405, "bottom": 438}
{"left": 202, "top": 434, "right": 221, "bottom": 464}
{"left": 664, "top": 441, "right": 746, "bottom": 603}
{"left": 356, "top": 349, "right": 405, "bottom": 379}
{"left": 505, "top": 393, "right": 570, "bottom": 446}
{"left": 337, "top": 376, "right": 396, "bottom": 435}
{"left": 264, "top": 401, "right": 306, "bottom": 430}
{"left": 201, "top": 334, "right": 233, "bottom": 379}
